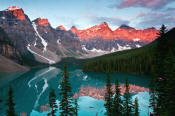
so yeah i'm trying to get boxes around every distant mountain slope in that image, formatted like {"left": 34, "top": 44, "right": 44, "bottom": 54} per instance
{"left": 83, "top": 28, "right": 175, "bottom": 75}
{"left": 0, "top": 55, "right": 28, "bottom": 73}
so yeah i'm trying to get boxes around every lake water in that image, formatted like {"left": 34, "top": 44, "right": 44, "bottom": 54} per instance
{"left": 0, "top": 66, "right": 151, "bottom": 116}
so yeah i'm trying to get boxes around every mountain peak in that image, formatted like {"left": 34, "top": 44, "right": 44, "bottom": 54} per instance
{"left": 70, "top": 26, "right": 78, "bottom": 34}
{"left": 119, "top": 24, "right": 134, "bottom": 29}
{"left": 57, "top": 25, "right": 66, "bottom": 31}
{"left": 34, "top": 18, "right": 50, "bottom": 26}
{"left": 6, "top": 6, "right": 25, "bottom": 21}
{"left": 7, "top": 6, "right": 21, "bottom": 11}
{"left": 99, "top": 22, "right": 109, "bottom": 27}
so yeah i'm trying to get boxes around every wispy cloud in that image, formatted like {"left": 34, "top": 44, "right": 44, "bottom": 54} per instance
{"left": 85, "top": 14, "right": 130, "bottom": 27}
{"left": 132, "top": 11, "right": 175, "bottom": 29}
{"left": 117, "top": 0, "right": 175, "bottom": 10}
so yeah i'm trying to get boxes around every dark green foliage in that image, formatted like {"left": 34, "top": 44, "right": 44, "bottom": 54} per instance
{"left": 149, "top": 76, "right": 158, "bottom": 114}
{"left": 48, "top": 88, "right": 58, "bottom": 116}
{"left": 0, "top": 98, "right": 2, "bottom": 111}
{"left": 104, "top": 74, "right": 113, "bottom": 116}
{"left": 83, "top": 41, "right": 156, "bottom": 75}
{"left": 83, "top": 27, "right": 175, "bottom": 76}
{"left": 59, "top": 66, "right": 74, "bottom": 116}
{"left": 112, "top": 80, "right": 123, "bottom": 116}
{"left": 6, "top": 85, "right": 16, "bottom": 116}
{"left": 73, "top": 99, "right": 79, "bottom": 116}
{"left": 123, "top": 79, "right": 133, "bottom": 116}
{"left": 134, "top": 97, "right": 139, "bottom": 116}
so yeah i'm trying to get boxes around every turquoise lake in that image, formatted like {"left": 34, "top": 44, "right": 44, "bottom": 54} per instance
{"left": 0, "top": 66, "right": 151, "bottom": 116}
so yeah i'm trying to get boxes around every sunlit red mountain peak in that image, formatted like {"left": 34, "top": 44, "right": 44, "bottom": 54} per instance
{"left": 69, "top": 22, "right": 158, "bottom": 42}
{"left": 57, "top": 25, "right": 66, "bottom": 31}
{"left": 7, "top": 6, "right": 25, "bottom": 21}
{"left": 34, "top": 18, "right": 50, "bottom": 26}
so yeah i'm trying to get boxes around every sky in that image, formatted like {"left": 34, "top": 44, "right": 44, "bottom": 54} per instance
{"left": 0, "top": 0, "right": 175, "bottom": 30}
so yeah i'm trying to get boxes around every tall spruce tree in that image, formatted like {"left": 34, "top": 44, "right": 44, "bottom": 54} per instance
{"left": 161, "top": 50, "right": 175, "bottom": 115}
{"left": 0, "top": 98, "right": 2, "bottom": 111}
{"left": 155, "top": 24, "right": 168, "bottom": 114}
{"left": 48, "top": 88, "right": 58, "bottom": 116}
{"left": 134, "top": 97, "right": 139, "bottom": 116}
{"left": 59, "top": 66, "right": 74, "bottom": 116}
{"left": 104, "top": 74, "right": 113, "bottom": 116}
{"left": 112, "top": 80, "right": 123, "bottom": 116}
{"left": 123, "top": 79, "right": 133, "bottom": 116}
{"left": 74, "top": 99, "right": 79, "bottom": 116}
{"left": 6, "top": 85, "right": 16, "bottom": 116}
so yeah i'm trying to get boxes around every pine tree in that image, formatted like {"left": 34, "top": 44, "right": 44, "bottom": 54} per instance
{"left": 123, "top": 79, "right": 133, "bottom": 116}
{"left": 134, "top": 97, "right": 139, "bottom": 116}
{"left": 74, "top": 99, "right": 79, "bottom": 116}
{"left": 6, "top": 85, "right": 16, "bottom": 116}
{"left": 104, "top": 74, "right": 113, "bottom": 116}
{"left": 155, "top": 24, "right": 168, "bottom": 114}
{"left": 0, "top": 98, "right": 2, "bottom": 111}
{"left": 59, "top": 66, "right": 74, "bottom": 116}
{"left": 48, "top": 88, "right": 58, "bottom": 116}
{"left": 112, "top": 80, "right": 123, "bottom": 116}
{"left": 149, "top": 75, "right": 158, "bottom": 114}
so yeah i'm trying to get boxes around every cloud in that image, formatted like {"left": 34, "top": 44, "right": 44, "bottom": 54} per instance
{"left": 85, "top": 14, "right": 130, "bottom": 27}
{"left": 117, "top": 0, "right": 175, "bottom": 10}
{"left": 133, "top": 11, "right": 175, "bottom": 28}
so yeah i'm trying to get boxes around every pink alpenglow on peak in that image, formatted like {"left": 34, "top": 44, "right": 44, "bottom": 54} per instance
{"left": 7, "top": 6, "right": 25, "bottom": 21}
{"left": 58, "top": 25, "right": 67, "bottom": 31}
{"left": 37, "top": 18, "right": 50, "bottom": 26}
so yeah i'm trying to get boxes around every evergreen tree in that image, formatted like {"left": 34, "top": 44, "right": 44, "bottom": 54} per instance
{"left": 59, "top": 66, "right": 74, "bottom": 116}
{"left": 134, "top": 97, "right": 139, "bottom": 116}
{"left": 48, "top": 88, "right": 58, "bottom": 116}
{"left": 155, "top": 24, "right": 168, "bottom": 114}
{"left": 149, "top": 75, "right": 158, "bottom": 114}
{"left": 73, "top": 99, "right": 79, "bottom": 116}
{"left": 0, "top": 98, "right": 2, "bottom": 111}
{"left": 112, "top": 80, "right": 123, "bottom": 116}
{"left": 104, "top": 74, "right": 113, "bottom": 116}
{"left": 123, "top": 79, "right": 133, "bottom": 116}
{"left": 6, "top": 85, "right": 16, "bottom": 116}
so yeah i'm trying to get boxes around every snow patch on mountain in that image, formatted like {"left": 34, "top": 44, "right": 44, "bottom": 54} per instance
{"left": 136, "top": 44, "right": 141, "bottom": 48}
{"left": 32, "top": 22, "right": 48, "bottom": 52}
{"left": 133, "top": 38, "right": 140, "bottom": 42}
{"left": 57, "top": 39, "right": 61, "bottom": 45}
{"left": 117, "top": 44, "right": 131, "bottom": 51}
{"left": 27, "top": 44, "right": 55, "bottom": 64}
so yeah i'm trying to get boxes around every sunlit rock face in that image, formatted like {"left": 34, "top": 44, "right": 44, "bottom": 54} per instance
{"left": 74, "top": 85, "right": 149, "bottom": 100}
{"left": 34, "top": 18, "right": 50, "bottom": 26}
{"left": 7, "top": 6, "right": 26, "bottom": 21}
{"left": 70, "top": 23, "right": 158, "bottom": 52}
{"left": 57, "top": 25, "right": 66, "bottom": 31}
{"left": 70, "top": 23, "right": 158, "bottom": 42}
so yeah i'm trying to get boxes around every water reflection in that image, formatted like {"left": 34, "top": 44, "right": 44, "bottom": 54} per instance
{"left": 0, "top": 66, "right": 150, "bottom": 115}
{"left": 74, "top": 85, "right": 149, "bottom": 100}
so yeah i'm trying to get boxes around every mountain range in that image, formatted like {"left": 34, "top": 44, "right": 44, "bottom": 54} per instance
{"left": 0, "top": 6, "right": 159, "bottom": 72}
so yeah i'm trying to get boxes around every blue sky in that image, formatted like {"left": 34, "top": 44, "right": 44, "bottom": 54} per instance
{"left": 0, "top": 0, "right": 175, "bottom": 30}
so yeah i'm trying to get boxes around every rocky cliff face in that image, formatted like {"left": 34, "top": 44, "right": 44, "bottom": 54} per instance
{"left": 0, "top": 6, "right": 83, "bottom": 64}
{"left": 0, "top": 27, "right": 22, "bottom": 63}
